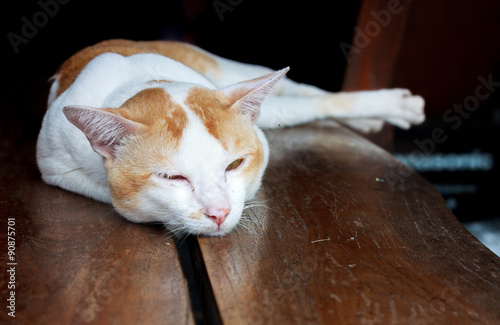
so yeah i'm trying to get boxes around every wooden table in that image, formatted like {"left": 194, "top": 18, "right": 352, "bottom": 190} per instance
{"left": 1, "top": 116, "right": 499, "bottom": 324}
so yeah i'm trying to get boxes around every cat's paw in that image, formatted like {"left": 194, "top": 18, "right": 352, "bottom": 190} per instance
{"left": 377, "top": 88, "right": 425, "bottom": 129}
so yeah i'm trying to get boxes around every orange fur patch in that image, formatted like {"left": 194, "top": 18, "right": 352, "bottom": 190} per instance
{"left": 105, "top": 88, "right": 189, "bottom": 210}
{"left": 184, "top": 87, "right": 232, "bottom": 148}
{"left": 55, "top": 39, "right": 218, "bottom": 98}
{"left": 184, "top": 87, "right": 264, "bottom": 180}
{"left": 108, "top": 88, "right": 188, "bottom": 147}
{"left": 188, "top": 209, "right": 204, "bottom": 220}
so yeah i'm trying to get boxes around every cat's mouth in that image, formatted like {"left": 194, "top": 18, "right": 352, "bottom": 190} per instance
{"left": 204, "top": 224, "right": 235, "bottom": 237}
{"left": 163, "top": 209, "right": 238, "bottom": 237}
{"left": 201, "top": 216, "right": 235, "bottom": 236}
{"left": 183, "top": 207, "right": 234, "bottom": 236}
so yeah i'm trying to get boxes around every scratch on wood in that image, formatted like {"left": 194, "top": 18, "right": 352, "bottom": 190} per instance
{"left": 330, "top": 293, "right": 343, "bottom": 303}
{"left": 353, "top": 219, "right": 365, "bottom": 228}
{"left": 403, "top": 196, "right": 411, "bottom": 212}
{"left": 452, "top": 256, "right": 494, "bottom": 286}
{"left": 390, "top": 297, "right": 398, "bottom": 324}
{"left": 381, "top": 224, "right": 393, "bottom": 248}
{"left": 330, "top": 256, "right": 344, "bottom": 268}
{"left": 422, "top": 200, "right": 435, "bottom": 225}
{"left": 370, "top": 235, "right": 381, "bottom": 249}
{"left": 311, "top": 238, "right": 331, "bottom": 244}
{"left": 440, "top": 226, "right": 456, "bottom": 243}
{"left": 360, "top": 302, "right": 382, "bottom": 324}
{"left": 347, "top": 231, "right": 361, "bottom": 249}
{"left": 360, "top": 292, "right": 372, "bottom": 307}
{"left": 414, "top": 221, "right": 423, "bottom": 235}
{"left": 410, "top": 303, "right": 418, "bottom": 319}
{"left": 459, "top": 275, "right": 475, "bottom": 287}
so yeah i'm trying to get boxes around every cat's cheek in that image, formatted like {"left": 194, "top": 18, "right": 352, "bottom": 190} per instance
{"left": 112, "top": 198, "right": 159, "bottom": 224}
{"left": 122, "top": 181, "right": 191, "bottom": 224}
{"left": 228, "top": 172, "right": 259, "bottom": 203}
{"left": 108, "top": 185, "right": 155, "bottom": 223}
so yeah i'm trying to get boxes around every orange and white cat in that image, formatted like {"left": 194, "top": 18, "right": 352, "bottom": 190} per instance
{"left": 37, "top": 40, "right": 424, "bottom": 236}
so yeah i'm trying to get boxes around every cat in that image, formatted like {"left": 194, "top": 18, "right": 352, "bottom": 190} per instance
{"left": 37, "top": 39, "right": 425, "bottom": 236}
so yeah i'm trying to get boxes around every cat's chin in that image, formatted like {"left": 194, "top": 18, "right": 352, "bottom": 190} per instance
{"left": 164, "top": 222, "right": 237, "bottom": 237}
{"left": 201, "top": 227, "right": 235, "bottom": 237}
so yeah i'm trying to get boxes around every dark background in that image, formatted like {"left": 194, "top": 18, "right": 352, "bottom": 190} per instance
{"left": 3, "top": 0, "right": 500, "bottom": 221}
{"left": 4, "top": 0, "right": 360, "bottom": 92}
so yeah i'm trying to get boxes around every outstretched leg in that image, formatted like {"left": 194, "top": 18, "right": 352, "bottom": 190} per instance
{"left": 256, "top": 89, "right": 425, "bottom": 130}
{"left": 143, "top": 41, "right": 425, "bottom": 131}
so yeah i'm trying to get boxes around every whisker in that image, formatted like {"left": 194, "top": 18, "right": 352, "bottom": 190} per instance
{"left": 243, "top": 196, "right": 278, "bottom": 214}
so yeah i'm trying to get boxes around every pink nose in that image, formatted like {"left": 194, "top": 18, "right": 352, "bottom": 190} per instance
{"left": 205, "top": 207, "right": 230, "bottom": 227}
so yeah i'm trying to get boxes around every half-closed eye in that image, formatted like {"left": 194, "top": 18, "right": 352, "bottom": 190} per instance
{"left": 157, "top": 173, "right": 187, "bottom": 180}
{"left": 226, "top": 159, "right": 243, "bottom": 171}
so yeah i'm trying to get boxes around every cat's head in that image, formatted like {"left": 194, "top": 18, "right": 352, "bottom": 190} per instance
{"left": 63, "top": 68, "right": 288, "bottom": 236}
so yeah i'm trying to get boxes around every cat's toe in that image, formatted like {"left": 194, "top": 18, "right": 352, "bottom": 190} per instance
{"left": 340, "top": 118, "right": 385, "bottom": 133}
{"left": 401, "top": 95, "right": 425, "bottom": 124}
{"left": 386, "top": 117, "right": 411, "bottom": 129}
{"left": 392, "top": 88, "right": 412, "bottom": 98}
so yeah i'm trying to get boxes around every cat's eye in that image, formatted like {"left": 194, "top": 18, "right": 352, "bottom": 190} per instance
{"left": 158, "top": 173, "right": 186, "bottom": 180}
{"left": 226, "top": 159, "right": 243, "bottom": 171}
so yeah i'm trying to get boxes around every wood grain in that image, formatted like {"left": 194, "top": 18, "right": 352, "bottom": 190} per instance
{"left": 193, "top": 122, "right": 500, "bottom": 324}
{"left": 0, "top": 138, "right": 194, "bottom": 325}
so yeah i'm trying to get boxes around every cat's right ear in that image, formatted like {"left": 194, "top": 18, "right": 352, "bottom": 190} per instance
{"left": 63, "top": 106, "right": 145, "bottom": 159}
{"left": 221, "top": 67, "right": 289, "bottom": 124}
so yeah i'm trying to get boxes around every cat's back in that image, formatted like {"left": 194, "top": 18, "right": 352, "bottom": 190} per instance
{"left": 52, "top": 39, "right": 217, "bottom": 102}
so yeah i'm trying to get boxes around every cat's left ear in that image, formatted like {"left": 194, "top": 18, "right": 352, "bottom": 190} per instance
{"left": 63, "top": 105, "right": 145, "bottom": 159}
{"left": 220, "top": 67, "right": 289, "bottom": 124}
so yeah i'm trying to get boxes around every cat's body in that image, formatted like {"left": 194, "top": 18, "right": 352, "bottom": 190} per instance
{"left": 37, "top": 39, "right": 424, "bottom": 236}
